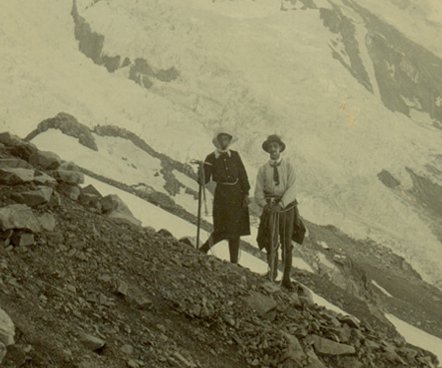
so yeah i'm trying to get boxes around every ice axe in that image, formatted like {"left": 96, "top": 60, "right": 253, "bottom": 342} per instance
{"left": 190, "top": 159, "right": 208, "bottom": 249}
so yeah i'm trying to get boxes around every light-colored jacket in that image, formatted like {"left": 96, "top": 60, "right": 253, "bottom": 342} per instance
{"left": 254, "top": 158, "right": 296, "bottom": 208}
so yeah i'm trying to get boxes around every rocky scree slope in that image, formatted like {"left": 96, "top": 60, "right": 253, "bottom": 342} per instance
{"left": 24, "top": 112, "right": 442, "bottom": 342}
{"left": 0, "top": 133, "right": 439, "bottom": 368}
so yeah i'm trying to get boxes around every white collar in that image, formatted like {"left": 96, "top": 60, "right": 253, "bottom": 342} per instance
{"left": 269, "top": 157, "right": 283, "bottom": 165}
{"left": 215, "top": 149, "right": 231, "bottom": 159}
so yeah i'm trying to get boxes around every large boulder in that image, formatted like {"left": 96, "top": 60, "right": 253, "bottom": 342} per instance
{"left": 0, "top": 168, "right": 35, "bottom": 185}
{"left": 101, "top": 195, "right": 141, "bottom": 226}
{"left": 12, "top": 186, "right": 53, "bottom": 206}
{"left": 0, "top": 307, "right": 15, "bottom": 346}
{"left": 0, "top": 204, "right": 41, "bottom": 232}
{"left": 51, "top": 169, "right": 84, "bottom": 185}
{"left": 29, "top": 150, "right": 61, "bottom": 170}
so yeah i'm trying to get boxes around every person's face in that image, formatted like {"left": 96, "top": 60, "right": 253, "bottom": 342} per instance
{"left": 268, "top": 142, "right": 281, "bottom": 160}
{"left": 218, "top": 134, "right": 231, "bottom": 150}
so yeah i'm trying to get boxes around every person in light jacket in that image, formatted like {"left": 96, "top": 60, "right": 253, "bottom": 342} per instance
{"left": 255, "top": 134, "right": 298, "bottom": 290}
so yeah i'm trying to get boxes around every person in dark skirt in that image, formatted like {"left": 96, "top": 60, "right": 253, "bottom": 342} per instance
{"left": 199, "top": 131, "right": 251, "bottom": 263}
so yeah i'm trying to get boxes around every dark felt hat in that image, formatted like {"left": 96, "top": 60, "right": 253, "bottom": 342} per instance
{"left": 262, "top": 134, "right": 286, "bottom": 153}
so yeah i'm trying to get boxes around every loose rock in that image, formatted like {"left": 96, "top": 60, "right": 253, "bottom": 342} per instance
{"left": 309, "top": 335, "right": 356, "bottom": 356}
{"left": 0, "top": 158, "right": 33, "bottom": 169}
{"left": 0, "top": 342, "right": 6, "bottom": 364}
{"left": 0, "top": 204, "right": 41, "bottom": 233}
{"left": 33, "top": 171, "right": 57, "bottom": 186}
{"left": 38, "top": 213, "right": 56, "bottom": 232}
{"left": 10, "top": 231, "right": 35, "bottom": 247}
{"left": 282, "top": 333, "right": 307, "bottom": 366}
{"left": 0, "top": 307, "right": 15, "bottom": 346}
{"left": 80, "top": 333, "right": 105, "bottom": 352}
{"left": 58, "top": 183, "right": 81, "bottom": 201}
{"left": 243, "top": 291, "right": 277, "bottom": 317}
{"left": 0, "top": 168, "right": 35, "bottom": 185}
{"left": 12, "top": 186, "right": 53, "bottom": 206}
{"left": 101, "top": 194, "right": 141, "bottom": 227}
{"left": 29, "top": 150, "right": 61, "bottom": 170}
{"left": 51, "top": 169, "right": 84, "bottom": 185}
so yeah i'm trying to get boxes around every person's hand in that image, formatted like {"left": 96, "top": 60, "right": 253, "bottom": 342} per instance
{"left": 271, "top": 203, "right": 283, "bottom": 212}
{"left": 242, "top": 195, "right": 250, "bottom": 208}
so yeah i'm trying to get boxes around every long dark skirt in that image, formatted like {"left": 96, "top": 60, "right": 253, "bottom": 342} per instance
{"left": 213, "top": 182, "right": 250, "bottom": 239}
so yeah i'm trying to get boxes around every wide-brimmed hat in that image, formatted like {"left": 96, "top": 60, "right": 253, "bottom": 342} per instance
{"left": 262, "top": 134, "right": 286, "bottom": 153}
{"left": 212, "top": 131, "right": 236, "bottom": 148}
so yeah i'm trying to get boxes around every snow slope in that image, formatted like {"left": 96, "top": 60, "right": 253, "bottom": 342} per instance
{"left": 386, "top": 314, "right": 442, "bottom": 364}
{"left": 1, "top": 0, "right": 441, "bottom": 290}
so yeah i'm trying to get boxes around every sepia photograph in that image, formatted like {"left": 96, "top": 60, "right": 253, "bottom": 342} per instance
{"left": 0, "top": 0, "right": 441, "bottom": 367}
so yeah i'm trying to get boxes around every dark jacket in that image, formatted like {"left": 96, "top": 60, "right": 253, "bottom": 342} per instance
{"left": 201, "top": 150, "right": 251, "bottom": 238}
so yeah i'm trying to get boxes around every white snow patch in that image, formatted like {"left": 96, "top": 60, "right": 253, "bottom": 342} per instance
{"left": 371, "top": 280, "right": 393, "bottom": 298}
{"left": 386, "top": 313, "right": 442, "bottom": 365}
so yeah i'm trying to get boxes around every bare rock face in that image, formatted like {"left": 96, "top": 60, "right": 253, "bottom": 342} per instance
{"left": 29, "top": 150, "right": 62, "bottom": 170}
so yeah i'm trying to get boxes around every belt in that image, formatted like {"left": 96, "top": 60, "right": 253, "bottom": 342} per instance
{"left": 216, "top": 179, "right": 239, "bottom": 186}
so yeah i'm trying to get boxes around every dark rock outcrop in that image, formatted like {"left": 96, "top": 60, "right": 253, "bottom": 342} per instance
{"left": 25, "top": 112, "right": 98, "bottom": 151}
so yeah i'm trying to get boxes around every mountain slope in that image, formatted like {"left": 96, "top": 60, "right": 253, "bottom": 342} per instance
{"left": 1, "top": 0, "right": 441, "bottom": 290}
{"left": 0, "top": 134, "right": 440, "bottom": 368}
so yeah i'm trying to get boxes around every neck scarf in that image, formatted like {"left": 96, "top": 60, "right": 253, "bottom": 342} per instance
{"left": 270, "top": 160, "right": 281, "bottom": 186}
